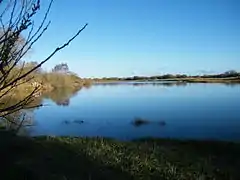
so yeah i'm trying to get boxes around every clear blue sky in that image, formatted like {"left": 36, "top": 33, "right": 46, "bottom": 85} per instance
{"left": 29, "top": 0, "right": 240, "bottom": 78}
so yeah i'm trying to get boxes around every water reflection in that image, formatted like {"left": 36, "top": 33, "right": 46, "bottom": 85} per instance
{"left": 0, "top": 109, "right": 36, "bottom": 136}
{"left": 0, "top": 87, "right": 82, "bottom": 134}
{"left": 42, "top": 87, "right": 80, "bottom": 106}
{"left": 0, "top": 94, "right": 42, "bottom": 133}
{"left": 1, "top": 82, "right": 240, "bottom": 141}
{"left": 0, "top": 87, "right": 80, "bottom": 110}
{"left": 56, "top": 99, "right": 70, "bottom": 106}
{"left": 94, "top": 81, "right": 188, "bottom": 87}
{"left": 224, "top": 82, "right": 240, "bottom": 87}
{"left": 94, "top": 81, "right": 240, "bottom": 88}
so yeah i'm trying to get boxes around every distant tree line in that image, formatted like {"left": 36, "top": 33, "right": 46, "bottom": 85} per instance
{"left": 93, "top": 70, "right": 240, "bottom": 81}
{"left": 200, "top": 70, "right": 240, "bottom": 78}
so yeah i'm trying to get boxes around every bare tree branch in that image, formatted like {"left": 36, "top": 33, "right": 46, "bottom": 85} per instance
{"left": 0, "top": 0, "right": 88, "bottom": 127}
{"left": 0, "top": 23, "right": 88, "bottom": 91}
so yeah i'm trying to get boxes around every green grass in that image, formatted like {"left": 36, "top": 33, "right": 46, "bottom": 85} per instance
{"left": 1, "top": 130, "right": 240, "bottom": 180}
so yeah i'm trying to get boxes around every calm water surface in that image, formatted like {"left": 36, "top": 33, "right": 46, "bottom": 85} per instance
{"left": 29, "top": 82, "right": 240, "bottom": 141}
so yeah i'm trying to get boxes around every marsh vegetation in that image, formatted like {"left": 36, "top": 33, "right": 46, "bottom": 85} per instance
{"left": 1, "top": 130, "right": 240, "bottom": 180}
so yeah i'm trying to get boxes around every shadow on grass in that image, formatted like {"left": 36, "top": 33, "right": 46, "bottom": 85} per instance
{"left": 0, "top": 130, "right": 132, "bottom": 180}
{"left": 1, "top": 130, "right": 240, "bottom": 180}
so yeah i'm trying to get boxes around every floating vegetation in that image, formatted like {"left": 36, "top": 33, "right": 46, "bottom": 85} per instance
{"left": 159, "top": 121, "right": 166, "bottom": 126}
{"left": 62, "top": 119, "right": 84, "bottom": 125}
{"left": 132, "top": 118, "right": 150, "bottom": 127}
{"left": 73, "top": 120, "right": 84, "bottom": 124}
{"left": 62, "top": 120, "right": 71, "bottom": 125}
{"left": 132, "top": 118, "right": 166, "bottom": 127}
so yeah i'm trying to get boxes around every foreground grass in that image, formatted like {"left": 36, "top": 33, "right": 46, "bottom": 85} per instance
{"left": 1, "top": 131, "right": 240, "bottom": 180}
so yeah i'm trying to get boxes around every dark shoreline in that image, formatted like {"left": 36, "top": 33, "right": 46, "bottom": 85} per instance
{"left": 1, "top": 129, "right": 240, "bottom": 180}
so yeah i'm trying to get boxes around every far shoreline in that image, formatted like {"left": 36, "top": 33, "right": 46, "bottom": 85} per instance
{"left": 93, "top": 77, "right": 240, "bottom": 84}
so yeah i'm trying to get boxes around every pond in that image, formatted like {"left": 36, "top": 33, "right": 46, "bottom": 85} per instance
{"left": 28, "top": 82, "right": 240, "bottom": 141}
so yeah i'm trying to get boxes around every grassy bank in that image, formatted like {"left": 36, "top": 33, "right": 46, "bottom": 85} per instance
{"left": 1, "top": 130, "right": 239, "bottom": 180}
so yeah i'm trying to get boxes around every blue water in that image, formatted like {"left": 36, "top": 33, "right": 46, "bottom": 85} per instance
{"left": 30, "top": 82, "right": 240, "bottom": 141}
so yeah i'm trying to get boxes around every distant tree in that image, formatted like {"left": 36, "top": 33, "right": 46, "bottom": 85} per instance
{"left": 176, "top": 74, "right": 188, "bottom": 78}
{"left": 181, "top": 74, "right": 188, "bottom": 78}
{"left": 224, "top": 70, "right": 239, "bottom": 77}
{"left": 133, "top": 76, "right": 140, "bottom": 80}
{"left": 162, "top": 74, "right": 175, "bottom": 79}
{"left": 149, "top": 76, "right": 158, "bottom": 80}
{"left": 52, "top": 63, "right": 69, "bottom": 74}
